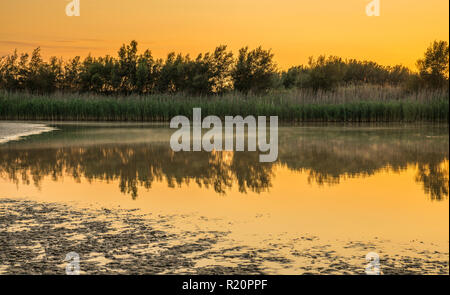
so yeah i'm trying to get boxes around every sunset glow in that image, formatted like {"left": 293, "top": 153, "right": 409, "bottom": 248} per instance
{"left": 1, "top": 0, "right": 448, "bottom": 70}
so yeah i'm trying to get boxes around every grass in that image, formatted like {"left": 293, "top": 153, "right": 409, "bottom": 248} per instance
{"left": 0, "top": 86, "right": 448, "bottom": 122}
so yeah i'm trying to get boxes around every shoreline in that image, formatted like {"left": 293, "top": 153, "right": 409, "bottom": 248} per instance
{"left": 0, "top": 122, "right": 56, "bottom": 144}
{"left": 0, "top": 197, "right": 448, "bottom": 275}
{"left": 1, "top": 120, "right": 449, "bottom": 128}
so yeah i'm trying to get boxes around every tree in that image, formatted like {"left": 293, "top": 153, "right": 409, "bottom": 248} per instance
{"left": 181, "top": 46, "right": 234, "bottom": 95}
{"left": 209, "top": 45, "right": 234, "bottom": 93}
{"left": 232, "top": 46, "right": 277, "bottom": 94}
{"left": 416, "top": 40, "right": 449, "bottom": 88}
{"left": 117, "top": 40, "right": 139, "bottom": 93}
{"left": 0, "top": 40, "right": 445, "bottom": 94}
{"left": 282, "top": 66, "right": 309, "bottom": 89}
{"left": 63, "top": 56, "right": 81, "bottom": 91}
{"left": 0, "top": 50, "right": 21, "bottom": 91}
{"left": 307, "top": 56, "right": 346, "bottom": 91}
{"left": 21, "top": 47, "right": 61, "bottom": 94}
{"left": 136, "top": 49, "right": 158, "bottom": 94}
{"left": 156, "top": 52, "right": 189, "bottom": 93}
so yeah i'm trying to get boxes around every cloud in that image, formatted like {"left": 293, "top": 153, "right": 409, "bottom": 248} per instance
{"left": 0, "top": 39, "right": 104, "bottom": 52}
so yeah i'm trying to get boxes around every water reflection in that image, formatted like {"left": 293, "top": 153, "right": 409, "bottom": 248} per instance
{"left": 0, "top": 125, "right": 448, "bottom": 200}
{"left": 415, "top": 162, "right": 449, "bottom": 201}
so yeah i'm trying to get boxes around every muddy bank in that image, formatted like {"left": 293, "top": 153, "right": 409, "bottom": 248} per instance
{"left": 0, "top": 198, "right": 448, "bottom": 275}
{"left": 0, "top": 122, "right": 55, "bottom": 144}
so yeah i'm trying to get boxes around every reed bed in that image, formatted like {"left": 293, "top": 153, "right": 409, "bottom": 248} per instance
{"left": 0, "top": 87, "right": 448, "bottom": 122}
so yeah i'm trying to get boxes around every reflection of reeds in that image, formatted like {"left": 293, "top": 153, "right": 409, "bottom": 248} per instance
{"left": 0, "top": 87, "right": 448, "bottom": 122}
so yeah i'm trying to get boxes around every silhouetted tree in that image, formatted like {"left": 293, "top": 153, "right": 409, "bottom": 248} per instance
{"left": 62, "top": 56, "right": 81, "bottom": 91}
{"left": 232, "top": 46, "right": 277, "bottom": 94}
{"left": 417, "top": 40, "right": 449, "bottom": 89}
{"left": 282, "top": 66, "right": 309, "bottom": 89}
{"left": 0, "top": 40, "right": 445, "bottom": 95}
{"left": 208, "top": 45, "right": 234, "bottom": 93}
{"left": 307, "top": 56, "right": 347, "bottom": 91}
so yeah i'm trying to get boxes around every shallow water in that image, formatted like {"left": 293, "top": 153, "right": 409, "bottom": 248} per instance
{"left": 0, "top": 122, "right": 448, "bottom": 274}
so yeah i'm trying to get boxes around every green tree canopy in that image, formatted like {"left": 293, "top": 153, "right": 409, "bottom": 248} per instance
{"left": 417, "top": 40, "right": 449, "bottom": 88}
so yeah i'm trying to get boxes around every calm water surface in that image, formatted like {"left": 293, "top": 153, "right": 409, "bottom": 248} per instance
{"left": 0, "top": 123, "right": 448, "bottom": 273}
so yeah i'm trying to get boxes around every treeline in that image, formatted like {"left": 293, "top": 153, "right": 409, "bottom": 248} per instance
{"left": 0, "top": 40, "right": 448, "bottom": 95}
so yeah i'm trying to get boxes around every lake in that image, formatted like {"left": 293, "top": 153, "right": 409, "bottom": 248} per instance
{"left": 0, "top": 122, "right": 448, "bottom": 274}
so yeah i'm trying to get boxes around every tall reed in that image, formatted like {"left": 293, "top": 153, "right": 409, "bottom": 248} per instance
{"left": 0, "top": 86, "right": 448, "bottom": 122}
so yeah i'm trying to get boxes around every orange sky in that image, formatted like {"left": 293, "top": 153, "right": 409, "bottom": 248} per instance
{"left": 0, "top": 0, "right": 448, "bottom": 70}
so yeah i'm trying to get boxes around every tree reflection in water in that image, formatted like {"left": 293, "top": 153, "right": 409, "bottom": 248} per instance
{"left": 0, "top": 125, "right": 448, "bottom": 200}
